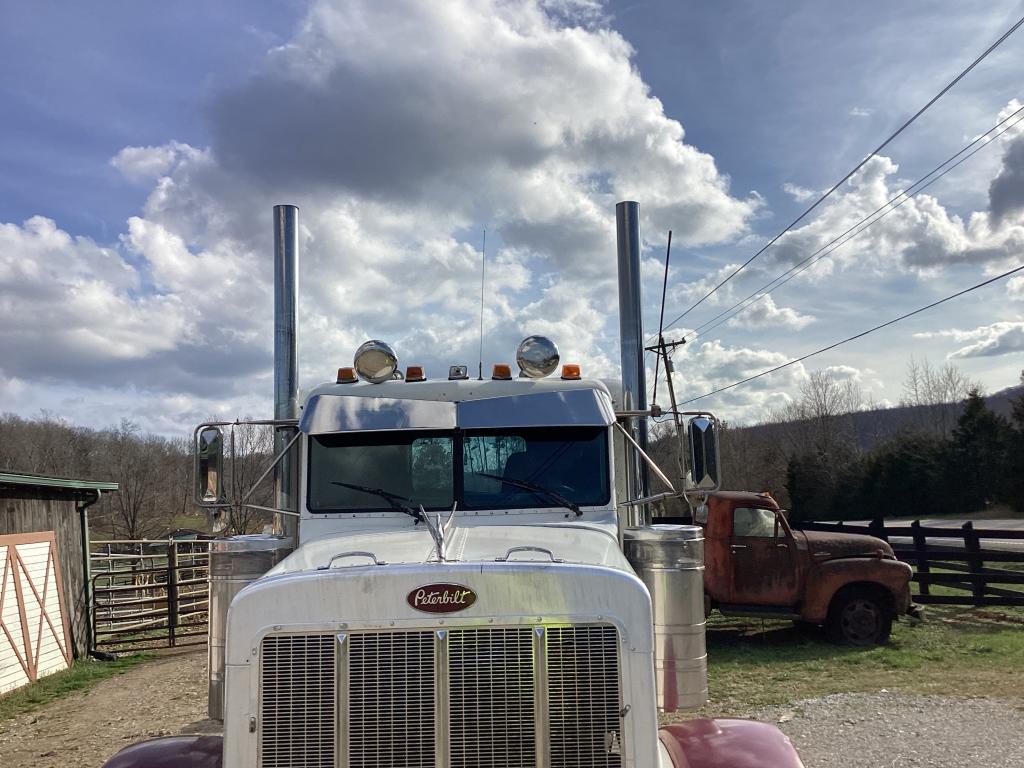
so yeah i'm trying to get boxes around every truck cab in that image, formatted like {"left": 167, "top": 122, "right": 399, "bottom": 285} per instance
{"left": 105, "top": 365, "right": 804, "bottom": 768}
{"left": 699, "top": 491, "right": 913, "bottom": 645}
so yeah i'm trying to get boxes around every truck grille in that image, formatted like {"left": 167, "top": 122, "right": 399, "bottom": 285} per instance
{"left": 449, "top": 627, "right": 536, "bottom": 768}
{"left": 348, "top": 631, "right": 436, "bottom": 767}
{"left": 259, "top": 624, "right": 622, "bottom": 768}
{"left": 260, "top": 634, "right": 337, "bottom": 768}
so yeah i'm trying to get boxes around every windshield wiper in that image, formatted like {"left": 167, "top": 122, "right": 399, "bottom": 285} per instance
{"left": 330, "top": 481, "right": 424, "bottom": 523}
{"left": 475, "top": 472, "right": 581, "bottom": 517}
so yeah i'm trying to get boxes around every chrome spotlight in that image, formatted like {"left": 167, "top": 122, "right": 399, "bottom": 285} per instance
{"left": 353, "top": 340, "right": 399, "bottom": 384}
{"left": 516, "top": 335, "right": 560, "bottom": 378}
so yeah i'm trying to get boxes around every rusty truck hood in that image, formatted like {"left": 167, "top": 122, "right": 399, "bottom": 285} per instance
{"left": 798, "top": 530, "right": 894, "bottom": 561}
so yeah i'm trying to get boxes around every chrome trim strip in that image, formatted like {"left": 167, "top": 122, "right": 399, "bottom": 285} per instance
{"left": 336, "top": 633, "right": 348, "bottom": 768}
{"left": 435, "top": 630, "right": 450, "bottom": 768}
{"left": 534, "top": 626, "right": 551, "bottom": 768}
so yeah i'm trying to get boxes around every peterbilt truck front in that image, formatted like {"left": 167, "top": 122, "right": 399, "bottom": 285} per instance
{"left": 102, "top": 203, "right": 804, "bottom": 768}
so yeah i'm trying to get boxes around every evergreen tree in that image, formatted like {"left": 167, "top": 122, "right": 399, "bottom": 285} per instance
{"left": 949, "top": 389, "right": 1011, "bottom": 512}
{"left": 852, "top": 433, "right": 953, "bottom": 518}
{"left": 1005, "top": 391, "right": 1024, "bottom": 512}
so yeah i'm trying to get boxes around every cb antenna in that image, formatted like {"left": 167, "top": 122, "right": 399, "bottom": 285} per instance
{"left": 651, "top": 230, "right": 673, "bottom": 408}
{"left": 478, "top": 228, "right": 487, "bottom": 380}
{"left": 646, "top": 230, "right": 688, "bottom": 481}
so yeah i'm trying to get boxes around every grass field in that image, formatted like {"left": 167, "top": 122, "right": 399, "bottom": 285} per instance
{"left": 0, "top": 655, "right": 150, "bottom": 722}
{"left": 682, "top": 605, "right": 1024, "bottom": 721}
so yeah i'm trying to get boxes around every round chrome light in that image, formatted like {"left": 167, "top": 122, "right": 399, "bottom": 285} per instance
{"left": 353, "top": 340, "right": 399, "bottom": 384}
{"left": 516, "top": 335, "right": 560, "bottom": 378}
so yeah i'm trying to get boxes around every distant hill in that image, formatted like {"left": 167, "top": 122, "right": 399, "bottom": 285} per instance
{"left": 733, "top": 384, "right": 1024, "bottom": 452}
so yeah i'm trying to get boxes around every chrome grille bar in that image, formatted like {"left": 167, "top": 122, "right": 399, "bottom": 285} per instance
{"left": 260, "top": 634, "right": 336, "bottom": 768}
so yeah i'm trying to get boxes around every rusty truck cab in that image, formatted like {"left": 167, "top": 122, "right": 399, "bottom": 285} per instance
{"left": 701, "top": 491, "right": 802, "bottom": 613}
{"left": 697, "top": 490, "right": 913, "bottom": 645}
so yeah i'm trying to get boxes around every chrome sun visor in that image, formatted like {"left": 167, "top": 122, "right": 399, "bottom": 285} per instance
{"left": 300, "top": 395, "right": 457, "bottom": 433}
{"left": 457, "top": 389, "right": 616, "bottom": 429}
{"left": 300, "top": 389, "right": 615, "bottom": 434}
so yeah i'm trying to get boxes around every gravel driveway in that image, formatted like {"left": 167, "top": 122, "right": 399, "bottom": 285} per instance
{"left": 753, "top": 692, "right": 1024, "bottom": 768}
{"left": 1, "top": 651, "right": 1021, "bottom": 767}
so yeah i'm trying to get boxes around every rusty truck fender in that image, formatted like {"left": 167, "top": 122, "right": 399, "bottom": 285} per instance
{"left": 659, "top": 718, "right": 804, "bottom": 767}
{"left": 102, "top": 735, "right": 223, "bottom": 768}
{"left": 800, "top": 557, "right": 913, "bottom": 624}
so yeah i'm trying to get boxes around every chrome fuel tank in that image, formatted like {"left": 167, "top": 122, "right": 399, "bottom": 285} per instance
{"left": 208, "top": 535, "right": 292, "bottom": 720}
{"left": 624, "top": 524, "right": 707, "bottom": 711}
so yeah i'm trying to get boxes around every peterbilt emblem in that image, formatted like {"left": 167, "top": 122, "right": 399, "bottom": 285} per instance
{"left": 407, "top": 583, "right": 477, "bottom": 613}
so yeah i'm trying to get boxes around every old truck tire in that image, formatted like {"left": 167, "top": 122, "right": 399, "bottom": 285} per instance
{"left": 826, "top": 586, "right": 892, "bottom": 646}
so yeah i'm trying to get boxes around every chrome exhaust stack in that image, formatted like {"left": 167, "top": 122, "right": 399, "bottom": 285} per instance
{"left": 272, "top": 204, "right": 300, "bottom": 543}
{"left": 616, "top": 201, "right": 650, "bottom": 526}
{"left": 208, "top": 205, "right": 300, "bottom": 720}
{"left": 617, "top": 202, "right": 709, "bottom": 711}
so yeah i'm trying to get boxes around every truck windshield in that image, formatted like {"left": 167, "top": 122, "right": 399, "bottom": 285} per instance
{"left": 307, "top": 426, "right": 608, "bottom": 513}
{"left": 462, "top": 427, "right": 608, "bottom": 510}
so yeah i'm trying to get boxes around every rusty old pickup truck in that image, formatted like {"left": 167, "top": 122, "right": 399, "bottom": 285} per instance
{"left": 695, "top": 490, "right": 914, "bottom": 645}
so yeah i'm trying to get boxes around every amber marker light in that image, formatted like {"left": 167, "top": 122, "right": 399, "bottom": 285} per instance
{"left": 406, "top": 366, "right": 426, "bottom": 382}
{"left": 337, "top": 367, "right": 358, "bottom": 383}
{"left": 560, "top": 364, "right": 581, "bottom": 380}
{"left": 491, "top": 364, "right": 513, "bottom": 380}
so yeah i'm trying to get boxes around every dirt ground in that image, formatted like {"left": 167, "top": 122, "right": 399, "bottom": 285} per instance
{"left": 0, "top": 649, "right": 218, "bottom": 768}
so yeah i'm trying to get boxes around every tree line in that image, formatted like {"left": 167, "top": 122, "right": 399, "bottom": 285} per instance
{"left": 649, "top": 359, "right": 1024, "bottom": 521}
{"left": 0, "top": 415, "right": 274, "bottom": 539}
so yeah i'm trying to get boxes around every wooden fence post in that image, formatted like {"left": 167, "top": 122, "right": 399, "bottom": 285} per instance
{"left": 912, "top": 520, "right": 929, "bottom": 597}
{"left": 869, "top": 516, "right": 887, "bottom": 542}
{"left": 962, "top": 521, "right": 984, "bottom": 605}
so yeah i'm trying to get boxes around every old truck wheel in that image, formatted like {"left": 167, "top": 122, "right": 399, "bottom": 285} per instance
{"left": 826, "top": 587, "right": 892, "bottom": 646}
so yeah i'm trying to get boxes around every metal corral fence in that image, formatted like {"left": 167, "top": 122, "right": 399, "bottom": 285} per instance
{"left": 90, "top": 539, "right": 211, "bottom": 651}
{"left": 798, "top": 519, "right": 1024, "bottom": 608}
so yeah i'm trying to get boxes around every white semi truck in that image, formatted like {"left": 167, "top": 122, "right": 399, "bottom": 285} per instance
{"left": 103, "top": 203, "right": 804, "bottom": 768}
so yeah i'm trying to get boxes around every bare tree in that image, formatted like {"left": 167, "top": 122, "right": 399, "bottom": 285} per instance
{"left": 900, "top": 358, "right": 981, "bottom": 436}
{"left": 98, "top": 420, "right": 180, "bottom": 540}
{"left": 774, "top": 370, "right": 864, "bottom": 459}
{"left": 222, "top": 421, "right": 277, "bottom": 535}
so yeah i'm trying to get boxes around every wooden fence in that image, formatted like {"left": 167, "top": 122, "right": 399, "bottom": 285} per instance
{"left": 796, "top": 519, "right": 1024, "bottom": 607}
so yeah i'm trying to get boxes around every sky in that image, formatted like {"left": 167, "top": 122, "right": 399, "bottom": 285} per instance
{"left": 2, "top": 0, "right": 1024, "bottom": 435}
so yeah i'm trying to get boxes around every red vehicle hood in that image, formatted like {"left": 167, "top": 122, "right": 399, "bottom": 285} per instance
{"left": 797, "top": 530, "right": 895, "bottom": 561}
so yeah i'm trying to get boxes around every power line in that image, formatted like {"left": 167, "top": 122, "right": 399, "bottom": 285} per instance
{"left": 675, "top": 262, "right": 1024, "bottom": 406}
{"left": 657, "top": 13, "right": 1024, "bottom": 337}
{"left": 680, "top": 105, "right": 1024, "bottom": 345}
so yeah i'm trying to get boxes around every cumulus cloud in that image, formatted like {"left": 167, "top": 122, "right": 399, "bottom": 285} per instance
{"left": 916, "top": 321, "right": 1024, "bottom": 359}
{"left": 110, "top": 142, "right": 207, "bottom": 184}
{"left": 768, "top": 135, "right": 1024, "bottom": 275}
{"left": 989, "top": 131, "right": 1024, "bottom": 223}
{"left": 0, "top": 217, "right": 190, "bottom": 377}
{"left": 664, "top": 339, "right": 810, "bottom": 423}
{"left": 782, "top": 182, "right": 816, "bottom": 202}
{"left": 2, "top": 0, "right": 762, "bottom": 432}
{"left": 1008, "top": 276, "right": 1024, "bottom": 301}
{"left": 208, "top": 0, "right": 759, "bottom": 251}
{"left": 725, "top": 294, "right": 814, "bottom": 331}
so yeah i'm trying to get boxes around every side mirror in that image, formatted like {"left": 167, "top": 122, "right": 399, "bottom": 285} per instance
{"left": 195, "top": 426, "right": 226, "bottom": 506}
{"left": 687, "top": 416, "right": 721, "bottom": 491}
